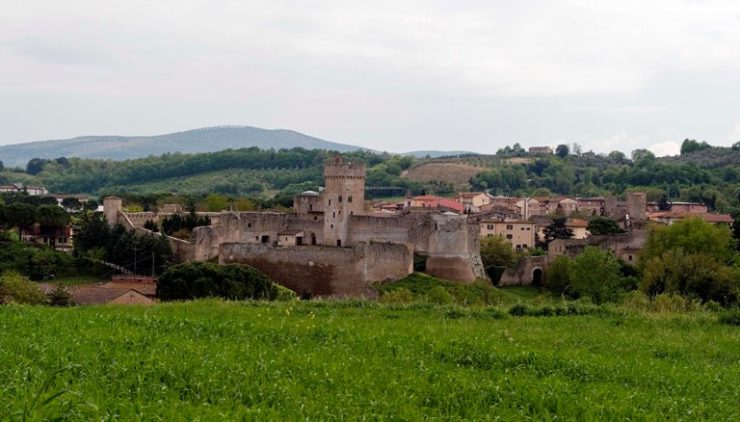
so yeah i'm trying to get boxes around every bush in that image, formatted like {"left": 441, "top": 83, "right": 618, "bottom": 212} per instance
{"left": 508, "top": 303, "right": 530, "bottom": 316}
{"left": 157, "top": 262, "right": 276, "bottom": 301}
{"left": 47, "top": 284, "right": 71, "bottom": 307}
{"left": 718, "top": 309, "right": 740, "bottom": 326}
{"left": 379, "top": 288, "right": 414, "bottom": 304}
{"left": 426, "top": 286, "right": 453, "bottom": 305}
{"left": 274, "top": 284, "right": 298, "bottom": 301}
{"left": 0, "top": 272, "right": 46, "bottom": 304}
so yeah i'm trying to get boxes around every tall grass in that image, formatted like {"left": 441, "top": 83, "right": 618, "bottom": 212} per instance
{"left": 1, "top": 300, "right": 739, "bottom": 419}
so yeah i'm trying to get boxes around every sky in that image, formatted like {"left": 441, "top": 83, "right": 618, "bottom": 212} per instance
{"left": 1, "top": 1, "right": 740, "bottom": 156}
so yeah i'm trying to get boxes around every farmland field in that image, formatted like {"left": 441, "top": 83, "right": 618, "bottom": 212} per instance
{"left": 1, "top": 300, "right": 739, "bottom": 420}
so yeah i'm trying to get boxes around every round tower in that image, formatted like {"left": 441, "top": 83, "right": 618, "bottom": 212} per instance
{"left": 322, "top": 155, "right": 365, "bottom": 247}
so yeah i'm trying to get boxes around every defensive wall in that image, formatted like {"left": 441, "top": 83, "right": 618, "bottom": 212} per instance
{"left": 219, "top": 241, "right": 412, "bottom": 297}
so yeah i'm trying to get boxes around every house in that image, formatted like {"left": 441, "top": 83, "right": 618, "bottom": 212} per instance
{"left": 647, "top": 211, "right": 733, "bottom": 226}
{"left": 455, "top": 192, "right": 491, "bottom": 213}
{"left": 576, "top": 197, "right": 605, "bottom": 216}
{"left": 566, "top": 218, "right": 590, "bottom": 239}
{"left": 528, "top": 146, "right": 553, "bottom": 155}
{"left": 0, "top": 183, "right": 49, "bottom": 196}
{"left": 406, "top": 195, "right": 465, "bottom": 214}
{"left": 70, "top": 287, "right": 154, "bottom": 305}
{"left": 646, "top": 201, "right": 708, "bottom": 214}
{"left": 480, "top": 219, "right": 536, "bottom": 251}
{"left": 20, "top": 224, "right": 74, "bottom": 252}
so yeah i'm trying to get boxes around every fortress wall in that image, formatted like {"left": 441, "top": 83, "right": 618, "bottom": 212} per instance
{"left": 219, "top": 242, "right": 412, "bottom": 297}
{"left": 348, "top": 215, "right": 415, "bottom": 245}
{"left": 236, "top": 212, "right": 290, "bottom": 244}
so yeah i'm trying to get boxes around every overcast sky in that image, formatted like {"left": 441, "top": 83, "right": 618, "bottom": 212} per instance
{"left": 2, "top": 1, "right": 740, "bottom": 156}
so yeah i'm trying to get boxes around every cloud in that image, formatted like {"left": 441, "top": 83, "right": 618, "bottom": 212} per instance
{"left": 648, "top": 141, "right": 681, "bottom": 157}
{"left": 1, "top": 1, "right": 740, "bottom": 152}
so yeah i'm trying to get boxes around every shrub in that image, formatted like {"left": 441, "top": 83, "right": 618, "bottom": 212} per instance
{"left": 0, "top": 272, "right": 46, "bottom": 304}
{"left": 274, "top": 284, "right": 298, "bottom": 301}
{"left": 546, "top": 256, "right": 571, "bottom": 294}
{"left": 47, "top": 284, "right": 71, "bottom": 307}
{"left": 426, "top": 286, "right": 453, "bottom": 305}
{"left": 641, "top": 250, "right": 739, "bottom": 306}
{"left": 718, "top": 309, "right": 740, "bottom": 326}
{"left": 157, "top": 262, "right": 276, "bottom": 301}
{"left": 569, "top": 247, "right": 622, "bottom": 304}
{"left": 379, "top": 288, "right": 414, "bottom": 304}
{"left": 508, "top": 303, "right": 530, "bottom": 316}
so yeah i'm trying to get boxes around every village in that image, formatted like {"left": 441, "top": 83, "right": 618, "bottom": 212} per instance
{"left": 2, "top": 150, "right": 735, "bottom": 305}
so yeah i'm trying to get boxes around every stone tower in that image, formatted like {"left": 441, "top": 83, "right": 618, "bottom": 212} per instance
{"left": 103, "top": 196, "right": 123, "bottom": 226}
{"left": 322, "top": 155, "right": 365, "bottom": 247}
{"left": 626, "top": 192, "right": 647, "bottom": 222}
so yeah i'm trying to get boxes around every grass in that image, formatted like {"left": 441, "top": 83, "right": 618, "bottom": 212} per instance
{"left": 1, "top": 300, "right": 739, "bottom": 420}
{"left": 377, "top": 272, "right": 555, "bottom": 306}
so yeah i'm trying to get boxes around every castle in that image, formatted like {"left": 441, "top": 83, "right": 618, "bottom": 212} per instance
{"left": 104, "top": 156, "right": 486, "bottom": 297}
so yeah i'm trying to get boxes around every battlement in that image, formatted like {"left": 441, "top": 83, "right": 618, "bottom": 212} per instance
{"left": 324, "top": 155, "right": 366, "bottom": 179}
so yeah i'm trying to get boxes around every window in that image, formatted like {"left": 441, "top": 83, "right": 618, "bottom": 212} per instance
{"left": 309, "top": 204, "right": 313, "bottom": 211}
{"left": 247, "top": 223, "right": 252, "bottom": 228}
{"left": 506, "top": 234, "right": 513, "bottom": 240}
{"left": 339, "top": 195, "right": 343, "bottom": 202}
{"left": 487, "top": 234, "right": 493, "bottom": 237}
{"left": 328, "top": 199, "right": 332, "bottom": 206}
{"left": 506, "top": 224, "right": 513, "bottom": 230}
{"left": 332, "top": 212, "right": 336, "bottom": 218}
{"left": 628, "top": 255, "right": 633, "bottom": 261}
{"left": 487, "top": 224, "right": 494, "bottom": 230}
{"left": 337, "top": 239, "right": 342, "bottom": 247}
{"left": 526, "top": 227, "right": 530, "bottom": 230}
{"left": 348, "top": 196, "right": 353, "bottom": 203}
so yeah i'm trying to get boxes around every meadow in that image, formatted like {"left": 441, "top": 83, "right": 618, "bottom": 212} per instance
{"left": 1, "top": 300, "right": 739, "bottom": 420}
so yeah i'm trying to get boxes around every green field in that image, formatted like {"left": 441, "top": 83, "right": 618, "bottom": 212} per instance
{"left": 1, "top": 300, "right": 739, "bottom": 420}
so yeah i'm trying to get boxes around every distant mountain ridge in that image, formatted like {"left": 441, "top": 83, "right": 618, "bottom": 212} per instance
{"left": 0, "top": 126, "right": 366, "bottom": 167}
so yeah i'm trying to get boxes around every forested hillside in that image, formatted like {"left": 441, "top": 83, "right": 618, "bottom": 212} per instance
{"left": 0, "top": 126, "right": 364, "bottom": 167}
{"left": 3, "top": 139, "right": 740, "bottom": 215}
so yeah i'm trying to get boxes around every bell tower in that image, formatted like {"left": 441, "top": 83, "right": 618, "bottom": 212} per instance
{"left": 322, "top": 155, "right": 365, "bottom": 247}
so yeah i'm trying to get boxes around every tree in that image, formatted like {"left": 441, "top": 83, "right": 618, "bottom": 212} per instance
{"left": 587, "top": 217, "right": 625, "bottom": 236}
{"left": 5, "top": 202, "right": 36, "bottom": 234}
{"left": 555, "top": 144, "right": 569, "bottom": 158}
{"left": 608, "top": 150, "right": 627, "bottom": 164}
{"left": 631, "top": 149, "right": 656, "bottom": 164}
{"left": 680, "top": 139, "right": 712, "bottom": 155}
{"left": 657, "top": 195, "right": 672, "bottom": 211}
{"left": 640, "top": 217, "right": 735, "bottom": 266}
{"left": 26, "top": 158, "right": 49, "bottom": 175}
{"left": 542, "top": 217, "right": 573, "bottom": 243}
{"left": 205, "top": 193, "right": 229, "bottom": 212}
{"left": 641, "top": 249, "right": 739, "bottom": 306}
{"left": 546, "top": 255, "right": 571, "bottom": 294}
{"left": 61, "top": 197, "right": 83, "bottom": 212}
{"left": 157, "top": 261, "right": 277, "bottom": 301}
{"left": 36, "top": 205, "right": 70, "bottom": 247}
{"left": 568, "top": 247, "right": 622, "bottom": 303}
{"left": 480, "top": 235, "right": 518, "bottom": 281}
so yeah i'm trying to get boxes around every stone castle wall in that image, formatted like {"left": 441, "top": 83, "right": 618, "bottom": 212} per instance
{"left": 219, "top": 241, "right": 412, "bottom": 297}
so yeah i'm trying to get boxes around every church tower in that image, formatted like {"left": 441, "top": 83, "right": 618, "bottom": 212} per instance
{"left": 322, "top": 155, "right": 365, "bottom": 247}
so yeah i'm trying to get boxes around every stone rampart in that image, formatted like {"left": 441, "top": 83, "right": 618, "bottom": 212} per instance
{"left": 219, "top": 241, "right": 412, "bottom": 297}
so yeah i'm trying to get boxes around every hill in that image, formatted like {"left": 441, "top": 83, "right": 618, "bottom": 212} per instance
{"left": 0, "top": 126, "right": 365, "bottom": 168}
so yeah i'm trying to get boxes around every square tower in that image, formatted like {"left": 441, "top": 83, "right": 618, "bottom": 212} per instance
{"left": 322, "top": 155, "right": 365, "bottom": 247}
